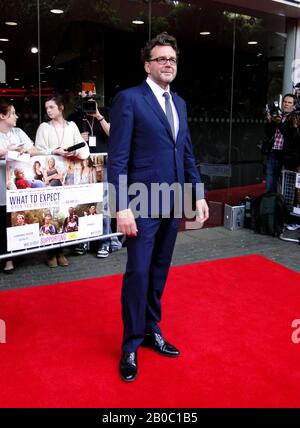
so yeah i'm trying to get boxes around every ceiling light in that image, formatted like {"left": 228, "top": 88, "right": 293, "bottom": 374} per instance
{"left": 272, "top": 0, "right": 300, "bottom": 8}
{"left": 132, "top": 20, "right": 144, "bottom": 25}
{"left": 200, "top": 32, "right": 211, "bottom": 36}
{"left": 248, "top": 41, "right": 258, "bottom": 45}
{"left": 50, "top": 9, "right": 64, "bottom": 14}
{"left": 0, "top": 38, "right": 9, "bottom": 42}
{"left": 14, "top": 78, "right": 20, "bottom": 81}
{"left": 5, "top": 22, "right": 17, "bottom": 26}
{"left": 57, "top": 67, "right": 65, "bottom": 70}
{"left": 31, "top": 47, "right": 38, "bottom": 53}
{"left": 45, "top": 65, "right": 51, "bottom": 69}
{"left": 0, "top": 51, "right": 3, "bottom": 54}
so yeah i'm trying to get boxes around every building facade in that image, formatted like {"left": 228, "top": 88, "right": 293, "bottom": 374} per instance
{"left": 1, "top": 0, "right": 300, "bottom": 191}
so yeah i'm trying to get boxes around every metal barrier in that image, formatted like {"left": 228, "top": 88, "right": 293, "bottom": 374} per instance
{"left": 280, "top": 169, "right": 300, "bottom": 243}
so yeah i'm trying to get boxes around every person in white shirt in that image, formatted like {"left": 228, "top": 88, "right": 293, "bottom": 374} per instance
{"left": 35, "top": 94, "right": 90, "bottom": 268}
{"left": 0, "top": 98, "right": 37, "bottom": 274}
{"left": 35, "top": 94, "right": 89, "bottom": 160}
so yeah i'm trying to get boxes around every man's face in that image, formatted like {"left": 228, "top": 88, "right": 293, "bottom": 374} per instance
{"left": 144, "top": 45, "right": 177, "bottom": 90}
{"left": 282, "top": 96, "right": 295, "bottom": 114}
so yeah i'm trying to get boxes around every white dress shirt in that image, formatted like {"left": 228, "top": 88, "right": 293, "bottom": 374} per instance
{"left": 146, "top": 77, "right": 179, "bottom": 139}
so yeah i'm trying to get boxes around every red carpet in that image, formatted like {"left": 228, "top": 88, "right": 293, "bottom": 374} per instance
{"left": 0, "top": 255, "right": 300, "bottom": 408}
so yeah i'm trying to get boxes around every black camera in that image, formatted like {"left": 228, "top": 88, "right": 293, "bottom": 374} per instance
{"left": 76, "top": 94, "right": 102, "bottom": 114}
{"left": 75, "top": 83, "right": 103, "bottom": 114}
{"left": 82, "top": 99, "right": 97, "bottom": 114}
{"left": 266, "top": 102, "right": 282, "bottom": 118}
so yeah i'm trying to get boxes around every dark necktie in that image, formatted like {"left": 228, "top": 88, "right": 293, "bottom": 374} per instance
{"left": 163, "top": 92, "right": 175, "bottom": 140}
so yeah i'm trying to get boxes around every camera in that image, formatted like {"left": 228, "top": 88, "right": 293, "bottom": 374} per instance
{"left": 78, "top": 82, "right": 102, "bottom": 114}
{"left": 76, "top": 93, "right": 102, "bottom": 114}
{"left": 82, "top": 99, "right": 97, "bottom": 114}
{"left": 266, "top": 102, "right": 282, "bottom": 118}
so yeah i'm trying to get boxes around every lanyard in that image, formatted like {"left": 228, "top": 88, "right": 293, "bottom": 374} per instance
{"left": 51, "top": 120, "right": 65, "bottom": 147}
{"left": 85, "top": 117, "right": 94, "bottom": 136}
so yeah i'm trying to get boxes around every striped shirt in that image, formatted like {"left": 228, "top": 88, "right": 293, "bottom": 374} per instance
{"left": 272, "top": 116, "right": 286, "bottom": 151}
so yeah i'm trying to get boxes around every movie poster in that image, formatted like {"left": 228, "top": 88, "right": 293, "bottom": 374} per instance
{"left": 5, "top": 154, "right": 107, "bottom": 253}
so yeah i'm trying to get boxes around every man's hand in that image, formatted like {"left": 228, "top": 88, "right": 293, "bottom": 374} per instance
{"left": 116, "top": 208, "right": 138, "bottom": 237}
{"left": 195, "top": 199, "right": 209, "bottom": 228}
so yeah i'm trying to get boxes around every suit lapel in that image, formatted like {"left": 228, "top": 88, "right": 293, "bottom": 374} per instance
{"left": 140, "top": 81, "right": 175, "bottom": 143}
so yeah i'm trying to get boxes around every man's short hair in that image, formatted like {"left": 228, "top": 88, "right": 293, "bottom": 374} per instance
{"left": 141, "top": 32, "right": 178, "bottom": 63}
{"left": 283, "top": 93, "right": 296, "bottom": 104}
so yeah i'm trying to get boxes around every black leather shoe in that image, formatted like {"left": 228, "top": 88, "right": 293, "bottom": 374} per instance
{"left": 119, "top": 352, "right": 138, "bottom": 382}
{"left": 142, "top": 333, "right": 180, "bottom": 357}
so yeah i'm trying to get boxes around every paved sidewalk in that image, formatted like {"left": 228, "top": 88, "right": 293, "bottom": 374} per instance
{"left": 0, "top": 227, "right": 299, "bottom": 291}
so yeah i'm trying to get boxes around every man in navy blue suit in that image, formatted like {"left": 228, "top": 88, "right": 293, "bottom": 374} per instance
{"left": 108, "top": 32, "right": 209, "bottom": 382}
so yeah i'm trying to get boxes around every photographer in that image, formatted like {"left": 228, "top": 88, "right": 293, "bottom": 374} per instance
{"left": 281, "top": 111, "right": 300, "bottom": 172}
{"left": 263, "top": 94, "right": 296, "bottom": 193}
{"left": 68, "top": 91, "right": 109, "bottom": 153}
{"left": 69, "top": 91, "right": 122, "bottom": 257}
{"left": 294, "top": 82, "right": 300, "bottom": 111}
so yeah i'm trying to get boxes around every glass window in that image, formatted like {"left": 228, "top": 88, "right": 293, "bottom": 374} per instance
{"left": 0, "top": 0, "right": 292, "bottom": 192}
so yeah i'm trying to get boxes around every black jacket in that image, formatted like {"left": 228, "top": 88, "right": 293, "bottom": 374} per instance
{"left": 281, "top": 122, "right": 300, "bottom": 171}
{"left": 262, "top": 121, "right": 284, "bottom": 155}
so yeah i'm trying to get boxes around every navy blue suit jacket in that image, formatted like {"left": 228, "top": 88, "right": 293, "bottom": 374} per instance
{"left": 108, "top": 81, "right": 202, "bottom": 214}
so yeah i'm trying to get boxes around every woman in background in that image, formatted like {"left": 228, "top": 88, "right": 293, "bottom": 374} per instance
{"left": 33, "top": 160, "right": 44, "bottom": 181}
{"left": 35, "top": 94, "right": 89, "bottom": 160}
{"left": 79, "top": 157, "right": 96, "bottom": 184}
{"left": 35, "top": 94, "right": 88, "bottom": 268}
{"left": 0, "top": 98, "right": 37, "bottom": 273}
{"left": 63, "top": 159, "right": 76, "bottom": 185}
{"left": 44, "top": 157, "right": 63, "bottom": 186}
